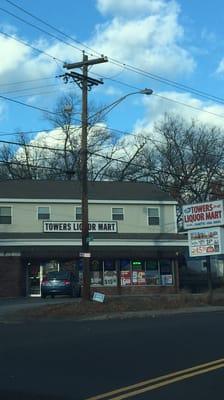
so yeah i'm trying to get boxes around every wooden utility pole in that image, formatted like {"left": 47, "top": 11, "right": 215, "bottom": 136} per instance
{"left": 206, "top": 255, "right": 213, "bottom": 303}
{"left": 63, "top": 53, "right": 108, "bottom": 300}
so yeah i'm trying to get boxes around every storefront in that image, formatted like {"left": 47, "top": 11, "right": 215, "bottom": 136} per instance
{"left": 0, "top": 180, "right": 188, "bottom": 297}
{"left": 22, "top": 242, "right": 185, "bottom": 297}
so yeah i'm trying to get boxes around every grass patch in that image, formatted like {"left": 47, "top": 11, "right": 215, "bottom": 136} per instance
{"left": 9, "top": 291, "right": 224, "bottom": 321}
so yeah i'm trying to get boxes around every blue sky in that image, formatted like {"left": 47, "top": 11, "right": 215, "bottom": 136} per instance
{"left": 1, "top": 0, "right": 224, "bottom": 144}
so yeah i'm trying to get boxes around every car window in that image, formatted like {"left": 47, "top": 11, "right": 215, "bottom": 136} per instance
{"left": 46, "top": 272, "right": 71, "bottom": 280}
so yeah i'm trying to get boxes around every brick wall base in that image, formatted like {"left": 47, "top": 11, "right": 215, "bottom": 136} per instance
{"left": 90, "top": 285, "right": 176, "bottom": 296}
{"left": 0, "top": 256, "right": 25, "bottom": 297}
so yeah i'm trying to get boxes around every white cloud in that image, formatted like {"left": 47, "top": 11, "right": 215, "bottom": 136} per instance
{"left": 134, "top": 91, "right": 224, "bottom": 134}
{"left": 216, "top": 58, "right": 224, "bottom": 75}
{"left": 97, "top": 0, "right": 168, "bottom": 16}
{"left": 0, "top": 34, "right": 30, "bottom": 76}
{"left": 90, "top": 0, "right": 195, "bottom": 78}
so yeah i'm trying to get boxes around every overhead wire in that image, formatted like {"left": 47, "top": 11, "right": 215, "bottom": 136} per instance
{"left": 1, "top": 3, "right": 224, "bottom": 124}
{"left": 0, "top": 30, "right": 64, "bottom": 63}
{"left": 4, "top": 0, "right": 224, "bottom": 107}
{"left": 0, "top": 5, "right": 85, "bottom": 56}
{"left": 0, "top": 76, "right": 54, "bottom": 88}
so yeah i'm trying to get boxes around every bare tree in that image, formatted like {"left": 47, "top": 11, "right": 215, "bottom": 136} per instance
{"left": 141, "top": 114, "right": 224, "bottom": 222}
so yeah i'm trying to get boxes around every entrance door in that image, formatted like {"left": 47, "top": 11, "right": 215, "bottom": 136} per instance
{"left": 28, "top": 261, "right": 60, "bottom": 296}
{"left": 28, "top": 265, "right": 41, "bottom": 296}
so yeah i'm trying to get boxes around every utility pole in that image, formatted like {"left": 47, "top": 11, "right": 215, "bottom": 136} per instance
{"left": 63, "top": 53, "right": 108, "bottom": 300}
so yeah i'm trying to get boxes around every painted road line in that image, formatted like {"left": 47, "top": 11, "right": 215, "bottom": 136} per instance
{"left": 108, "top": 363, "right": 224, "bottom": 400}
{"left": 86, "top": 358, "right": 224, "bottom": 400}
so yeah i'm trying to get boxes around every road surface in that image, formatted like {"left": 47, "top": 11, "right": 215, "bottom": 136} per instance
{"left": 0, "top": 310, "right": 223, "bottom": 399}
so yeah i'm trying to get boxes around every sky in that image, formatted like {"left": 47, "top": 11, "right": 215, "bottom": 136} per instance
{"left": 1, "top": 0, "right": 224, "bottom": 146}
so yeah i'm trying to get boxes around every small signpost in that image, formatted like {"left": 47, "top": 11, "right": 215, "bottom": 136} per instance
{"left": 92, "top": 292, "right": 105, "bottom": 303}
{"left": 183, "top": 200, "right": 224, "bottom": 301}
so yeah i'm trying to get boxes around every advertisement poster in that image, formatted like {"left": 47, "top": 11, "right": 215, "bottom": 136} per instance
{"left": 145, "top": 271, "right": 160, "bottom": 285}
{"left": 161, "top": 275, "right": 173, "bottom": 286}
{"left": 91, "top": 271, "right": 102, "bottom": 285}
{"left": 132, "top": 271, "right": 138, "bottom": 285}
{"left": 183, "top": 200, "right": 224, "bottom": 230}
{"left": 132, "top": 271, "right": 146, "bottom": 285}
{"left": 121, "top": 271, "right": 131, "bottom": 286}
{"left": 104, "top": 271, "right": 117, "bottom": 286}
{"left": 188, "top": 227, "right": 224, "bottom": 257}
{"left": 137, "top": 271, "right": 146, "bottom": 285}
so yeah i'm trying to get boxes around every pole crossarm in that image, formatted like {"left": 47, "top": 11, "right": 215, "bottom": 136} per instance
{"left": 63, "top": 56, "right": 108, "bottom": 69}
{"left": 60, "top": 71, "right": 103, "bottom": 90}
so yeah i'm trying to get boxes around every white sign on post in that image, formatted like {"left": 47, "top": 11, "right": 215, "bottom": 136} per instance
{"left": 188, "top": 227, "right": 224, "bottom": 257}
{"left": 183, "top": 200, "right": 224, "bottom": 230}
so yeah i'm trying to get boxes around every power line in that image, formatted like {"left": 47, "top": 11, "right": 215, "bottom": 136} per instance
{"left": 0, "top": 138, "right": 223, "bottom": 189}
{"left": 0, "top": 76, "right": 53, "bottom": 88}
{"left": 0, "top": 29, "right": 64, "bottom": 63}
{"left": 2, "top": 1, "right": 224, "bottom": 123}
{"left": 0, "top": 130, "right": 223, "bottom": 174}
{"left": 154, "top": 93, "right": 224, "bottom": 120}
{"left": 0, "top": 93, "right": 60, "bottom": 115}
{"left": 0, "top": 5, "right": 85, "bottom": 56}
{"left": 0, "top": 83, "right": 62, "bottom": 96}
{"left": 4, "top": 0, "right": 99, "bottom": 57}
{"left": 5, "top": 0, "right": 224, "bottom": 108}
{"left": 0, "top": 159, "right": 65, "bottom": 173}
{"left": 90, "top": 74, "right": 224, "bottom": 121}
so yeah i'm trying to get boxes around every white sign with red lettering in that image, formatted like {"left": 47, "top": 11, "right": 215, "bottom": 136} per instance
{"left": 188, "top": 227, "right": 224, "bottom": 257}
{"left": 183, "top": 200, "right": 224, "bottom": 230}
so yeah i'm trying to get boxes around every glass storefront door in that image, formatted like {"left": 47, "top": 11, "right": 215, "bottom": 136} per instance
{"left": 28, "top": 260, "right": 59, "bottom": 296}
{"left": 28, "top": 264, "right": 41, "bottom": 296}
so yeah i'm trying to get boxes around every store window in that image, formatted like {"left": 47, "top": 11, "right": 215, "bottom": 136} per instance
{"left": 148, "top": 208, "right": 160, "bottom": 225}
{"left": 90, "top": 259, "right": 103, "bottom": 285}
{"left": 38, "top": 206, "right": 50, "bottom": 220}
{"left": 131, "top": 260, "right": 146, "bottom": 285}
{"left": 145, "top": 260, "right": 160, "bottom": 285}
{"left": 0, "top": 207, "right": 12, "bottom": 224}
{"left": 75, "top": 207, "right": 82, "bottom": 220}
{"left": 112, "top": 208, "right": 124, "bottom": 221}
{"left": 160, "top": 259, "right": 173, "bottom": 285}
{"left": 104, "top": 260, "right": 117, "bottom": 286}
{"left": 120, "top": 259, "right": 131, "bottom": 286}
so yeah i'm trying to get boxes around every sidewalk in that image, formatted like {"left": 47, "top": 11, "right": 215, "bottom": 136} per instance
{"left": 0, "top": 294, "right": 224, "bottom": 322}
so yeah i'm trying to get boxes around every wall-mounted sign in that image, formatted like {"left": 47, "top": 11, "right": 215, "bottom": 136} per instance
{"left": 43, "top": 221, "right": 117, "bottom": 233}
{"left": 183, "top": 200, "right": 224, "bottom": 230}
{"left": 188, "top": 227, "right": 224, "bottom": 257}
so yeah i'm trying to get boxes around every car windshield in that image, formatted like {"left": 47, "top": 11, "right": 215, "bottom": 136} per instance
{"left": 46, "top": 271, "right": 70, "bottom": 280}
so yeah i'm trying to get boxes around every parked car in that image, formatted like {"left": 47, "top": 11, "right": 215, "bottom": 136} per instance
{"left": 41, "top": 271, "right": 81, "bottom": 299}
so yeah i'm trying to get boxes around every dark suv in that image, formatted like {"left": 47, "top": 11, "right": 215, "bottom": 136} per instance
{"left": 41, "top": 271, "right": 81, "bottom": 299}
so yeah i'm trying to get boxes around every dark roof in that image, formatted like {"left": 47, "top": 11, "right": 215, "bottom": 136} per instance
{"left": 0, "top": 180, "right": 175, "bottom": 202}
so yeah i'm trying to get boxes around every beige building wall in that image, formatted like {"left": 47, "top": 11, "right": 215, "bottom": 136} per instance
{"left": 0, "top": 201, "right": 177, "bottom": 234}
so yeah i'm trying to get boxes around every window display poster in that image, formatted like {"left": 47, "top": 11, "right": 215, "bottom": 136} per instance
{"left": 132, "top": 270, "right": 146, "bottom": 285}
{"left": 91, "top": 271, "right": 102, "bottom": 285}
{"left": 132, "top": 271, "right": 138, "bottom": 285}
{"left": 104, "top": 271, "right": 117, "bottom": 286}
{"left": 121, "top": 270, "right": 131, "bottom": 286}
{"left": 137, "top": 271, "right": 146, "bottom": 285}
{"left": 161, "top": 274, "right": 173, "bottom": 286}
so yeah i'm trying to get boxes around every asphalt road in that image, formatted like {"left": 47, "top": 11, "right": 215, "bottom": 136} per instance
{"left": 0, "top": 311, "right": 223, "bottom": 399}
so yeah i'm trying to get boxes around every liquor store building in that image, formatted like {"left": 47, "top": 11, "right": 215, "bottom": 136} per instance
{"left": 0, "top": 180, "right": 188, "bottom": 297}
